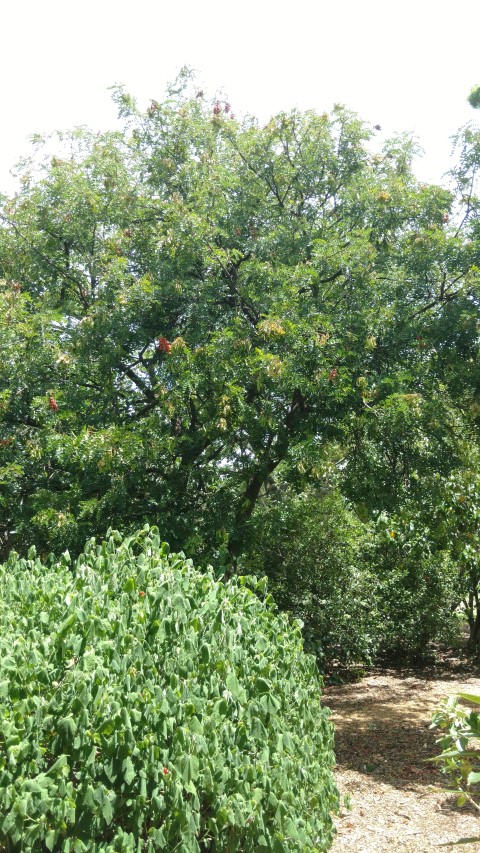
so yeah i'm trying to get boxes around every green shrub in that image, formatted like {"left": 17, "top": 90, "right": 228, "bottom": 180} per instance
{"left": 371, "top": 513, "right": 461, "bottom": 658}
{"left": 431, "top": 691, "right": 480, "bottom": 811}
{"left": 243, "top": 489, "right": 382, "bottom": 667}
{"left": 0, "top": 527, "right": 338, "bottom": 852}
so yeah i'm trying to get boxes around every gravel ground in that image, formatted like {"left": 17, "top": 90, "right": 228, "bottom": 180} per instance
{"left": 324, "top": 664, "right": 480, "bottom": 851}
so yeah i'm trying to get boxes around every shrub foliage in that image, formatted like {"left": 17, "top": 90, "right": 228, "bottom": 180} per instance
{"left": 0, "top": 527, "right": 338, "bottom": 852}
{"left": 431, "top": 691, "right": 480, "bottom": 810}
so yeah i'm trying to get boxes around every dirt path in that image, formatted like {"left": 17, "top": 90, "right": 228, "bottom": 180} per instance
{"left": 324, "top": 662, "right": 480, "bottom": 851}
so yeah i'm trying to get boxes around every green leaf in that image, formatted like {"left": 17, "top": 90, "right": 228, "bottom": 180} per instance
{"left": 102, "top": 796, "right": 113, "bottom": 825}
{"left": 226, "top": 672, "right": 244, "bottom": 700}
{"left": 123, "top": 757, "right": 135, "bottom": 785}
{"left": 46, "top": 754, "right": 69, "bottom": 776}
{"left": 467, "top": 771, "right": 480, "bottom": 785}
{"left": 93, "top": 785, "right": 106, "bottom": 806}
{"left": 189, "top": 716, "right": 203, "bottom": 735}
{"left": 58, "top": 716, "right": 77, "bottom": 739}
{"left": 45, "top": 829, "right": 57, "bottom": 851}
{"left": 57, "top": 613, "right": 76, "bottom": 638}
{"left": 15, "top": 796, "right": 29, "bottom": 818}
{"left": 458, "top": 693, "right": 480, "bottom": 705}
{"left": 200, "top": 643, "right": 210, "bottom": 663}
{"left": 180, "top": 754, "right": 199, "bottom": 783}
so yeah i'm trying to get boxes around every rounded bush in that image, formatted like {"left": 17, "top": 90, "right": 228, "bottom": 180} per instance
{"left": 0, "top": 527, "right": 338, "bottom": 851}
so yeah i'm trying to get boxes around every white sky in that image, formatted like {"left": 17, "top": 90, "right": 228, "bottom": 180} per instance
{"left": 1, "top": 0, "right": 479, "bottom": 194}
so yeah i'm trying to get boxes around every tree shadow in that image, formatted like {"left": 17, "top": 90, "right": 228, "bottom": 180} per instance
{"left": 324, "top": 667, "right": 479, "bottom": 791}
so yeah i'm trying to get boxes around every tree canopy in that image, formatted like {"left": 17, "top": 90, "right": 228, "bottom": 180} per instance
{"left": 2, "top": 71, "right": 480, "bottom": 660}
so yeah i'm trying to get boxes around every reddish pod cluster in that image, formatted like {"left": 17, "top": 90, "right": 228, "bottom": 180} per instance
{"left": 329, "top": 368, "right": 338, "bottom": 382}
{"left": 48, "top": 396, "right": 58, "bottom": 412}
{"left": 157, "top": 337, "right": 172, "bottom": 353}
{"left": 213, "top": 102, "right": 222, "bottom": 116}
{"left": 442, "top": 213, "right": 449, "bottom": 223}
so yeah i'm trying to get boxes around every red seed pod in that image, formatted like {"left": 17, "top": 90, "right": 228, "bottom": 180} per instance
{"left": 157, "top": 337, "right": 172, "bottom": 353}
{"left": 442, "top": 213, "right": 449, "bottom": 223}
{"left": 213, "top": 102, "right": 222, "bottom": 116}
{"left": 48, "top": 396, "right": 58, "bottom": 412}
{"left": 224, "top": 102, "right": 231, "bottom": 114}
{"left": 329, "top": 368, "right": 338, "bottom": 382}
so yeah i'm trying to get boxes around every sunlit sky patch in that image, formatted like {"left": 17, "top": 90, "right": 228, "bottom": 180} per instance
{"left": 1, "top": 0, "right": 479, "bottom": 192}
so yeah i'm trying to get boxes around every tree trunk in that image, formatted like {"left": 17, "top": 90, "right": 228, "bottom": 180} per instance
{"left": 468, "top": 608, "right": 480, "bottom": 650}
{"left": 467, "top": 584, "right": 480, "bottom": 650}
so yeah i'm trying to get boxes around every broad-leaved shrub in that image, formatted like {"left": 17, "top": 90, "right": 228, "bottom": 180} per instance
{"left": 431, "top": 691, "right": 480, "bottom": 810}
{"left": 0, "top": 527, "right": 338, "bottom": 851}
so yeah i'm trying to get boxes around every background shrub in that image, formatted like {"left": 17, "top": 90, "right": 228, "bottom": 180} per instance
{"left": 0, "top": 527, "right": 338, "bottom": 852}
{"left": 370, "top": 512, "right": 462, "bottom": 658}
{"left": 243, "top": 489, "right": 382, "bottom": 667}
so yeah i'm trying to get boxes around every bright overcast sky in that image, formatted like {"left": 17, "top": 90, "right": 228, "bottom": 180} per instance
{"left": 1, "top": 0, "right": 479, "bottom": 194}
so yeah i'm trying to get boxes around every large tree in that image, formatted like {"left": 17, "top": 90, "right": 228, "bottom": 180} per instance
{"left": 1, "top": 72, "right": 480, "bottom": 654}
